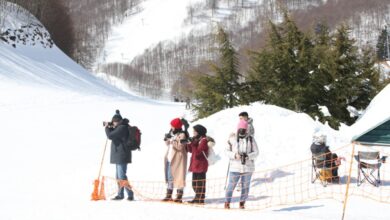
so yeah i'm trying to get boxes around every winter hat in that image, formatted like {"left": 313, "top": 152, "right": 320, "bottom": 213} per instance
{"left": 170, "top": 118, "right": 183, "bottom": 129}
{"left": 313, "top": 131, "right": 326, "bottom": 144}
{"left": 238, "top": 112, "right": 249, "bottom": 117}
{"left": 237, "top": 119, "right": 248, "bottom": 130}
{"left": 193, "top": 124, "right": 207, "bottom": 137}
{"left": 112, "top": 109, "right": 123, "bottom": 122}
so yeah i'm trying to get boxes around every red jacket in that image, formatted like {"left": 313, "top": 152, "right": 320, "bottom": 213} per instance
{"left": 187, "top": 136, "right": 209, "bottom": 173}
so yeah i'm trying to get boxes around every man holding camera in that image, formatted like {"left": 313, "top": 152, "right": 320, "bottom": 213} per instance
{"left": 224, "top": 119, "right": 259, "bottom": 209}
{"left": 104, "top": 110, "right": 134, "bottom": 201}
{"left": 162, "top": 118, "right": 188, "bottom": 203}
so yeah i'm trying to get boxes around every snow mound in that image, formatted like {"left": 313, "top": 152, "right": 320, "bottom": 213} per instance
{"left": 191, "top": 102, "right": 348, "bottom": 175}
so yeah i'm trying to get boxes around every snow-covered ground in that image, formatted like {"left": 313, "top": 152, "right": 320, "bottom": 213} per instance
{"left": 1, "top": 2, "right": 390, "bottom": 220}
{"left": 99, "top": 0, "right": 205, "bottom": 64}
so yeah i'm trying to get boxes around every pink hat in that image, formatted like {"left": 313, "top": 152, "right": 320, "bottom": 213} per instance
{"left": 237, "top": 119, "right": 248, "bottom": 130}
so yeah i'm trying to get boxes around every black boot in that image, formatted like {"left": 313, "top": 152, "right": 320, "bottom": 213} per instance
{"left": 239, "top": 201, "right": 245, "bottom": 209}
{"left": 174, "top": 189, "right": 183, "bottom": 203}
{"left": 162, "top": 189, "right": 173, "bottom": 202}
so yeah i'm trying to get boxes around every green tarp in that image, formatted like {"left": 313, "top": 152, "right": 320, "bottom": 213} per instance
{"left": 353, "top": 118, "right": 390, "bottom": 146}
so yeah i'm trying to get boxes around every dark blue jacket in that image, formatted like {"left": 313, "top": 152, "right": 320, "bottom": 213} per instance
{"left": 105, "top": 119, "right": 131, "bottom": 164}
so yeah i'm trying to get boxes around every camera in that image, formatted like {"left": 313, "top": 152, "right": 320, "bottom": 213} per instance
{"left": 164, "top": 133, "right": 172, "bottom": 141}
{"left": 103, "top": 121, "right": 113, "bottom": 127}
{"left": 240, "top": 153, "right": 248, "bottom": 165}
{"left": 180, "top": 139, "right": 189, "bottom": 144}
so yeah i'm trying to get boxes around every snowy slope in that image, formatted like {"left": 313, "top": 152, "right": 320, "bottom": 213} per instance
{"left": 0, "top": 2, "right": 132, "bottom": 99}
{"left": 97, "top": 0, "right": 265, "bottom": 65}
{"left": 99, "top": 0, "right": 203, "bottom": 64}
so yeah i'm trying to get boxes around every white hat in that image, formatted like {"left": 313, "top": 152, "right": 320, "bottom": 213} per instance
{"left": 313, "top": 131, "right": 326, "bottom": 144}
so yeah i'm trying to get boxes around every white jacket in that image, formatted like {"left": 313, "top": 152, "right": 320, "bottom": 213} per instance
{"left": 226, "top": 133, "right": 259, "bottom": 173}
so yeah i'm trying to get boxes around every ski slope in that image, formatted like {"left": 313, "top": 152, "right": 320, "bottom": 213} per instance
{"left": 1, "top": 3, "right": 390, "bottom": 220}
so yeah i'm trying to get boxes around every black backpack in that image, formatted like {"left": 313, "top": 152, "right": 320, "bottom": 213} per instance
{"left": 125, "top": 125, "right": 141, "bottom": 151}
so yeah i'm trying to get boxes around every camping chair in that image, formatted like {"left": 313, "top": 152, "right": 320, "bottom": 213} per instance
{"left": 355, "top": 151, "right": 387, "bottom": 187}
{"left": 311, "top": 153, "right": 333, "bottom": 187}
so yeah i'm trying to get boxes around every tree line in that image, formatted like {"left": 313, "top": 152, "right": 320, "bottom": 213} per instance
{"left": 192, "top": 12, "right": 389, "bottom": 129}
{"left": 115, "top": 0, "right": 389, "bottom": 99}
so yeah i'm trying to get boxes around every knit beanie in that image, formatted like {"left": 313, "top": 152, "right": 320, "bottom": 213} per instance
{"left": 237, "top": 119, "right": 248, "bottom": 130}
{"left": 193, "top": 124, "right": 207, "bottom": 137}
{"left": 238, "top": 111, "right": 249, "bottom": 117}
{"left": 170, "top": 118, "right": 183, "bottom": 129}
{"left": 112, "top": 110, "right": 123, "bottom": 122}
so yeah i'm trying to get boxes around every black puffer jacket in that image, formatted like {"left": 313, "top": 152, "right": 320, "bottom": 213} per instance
{"left": 105, "top": 119, "right": 131, "bottom": 164}
{"left": 311, "top": 143, "right": 332, "bottom": 167}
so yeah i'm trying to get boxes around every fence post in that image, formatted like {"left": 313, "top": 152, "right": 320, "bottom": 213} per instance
{"left": 341, "top": 142, "right": 356, "bottom": 220}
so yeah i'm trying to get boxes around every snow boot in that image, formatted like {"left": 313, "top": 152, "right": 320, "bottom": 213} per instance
{"left": 239, "top": 201, "right": 245, "bottom": 209}
{"left": 127, "top": 190, "right": 134, "bottom": 201}
{"left": 173, "top": 189, "right": 183, "bottom": 203}
{"left": 162, "top": 189, "right": 173, "bottom": 202}
{"left": 111, "top": 195, "right": 124, "bottom": 200}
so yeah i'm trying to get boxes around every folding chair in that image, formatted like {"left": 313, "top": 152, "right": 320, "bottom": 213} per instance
{"left": 311, "top": 153, "right": 332, "bottom": 187}
{"left": 355, "top": 151, "right": 387, "bottom": 187}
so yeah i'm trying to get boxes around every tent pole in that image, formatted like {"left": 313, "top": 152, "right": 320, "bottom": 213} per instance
{"left": 341, "top": 142, "right": 356, "bottom": 220}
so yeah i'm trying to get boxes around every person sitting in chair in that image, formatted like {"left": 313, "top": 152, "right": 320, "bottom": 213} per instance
{"left": 310, "top": 132, "right": 342, "bottom": 183}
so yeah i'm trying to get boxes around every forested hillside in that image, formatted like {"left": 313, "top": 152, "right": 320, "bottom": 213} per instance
{"left": 93, "top": 0, "right": 390, "bottom": 99}
{"left": 2, "top": 0, "right": 389, "bottom": 101}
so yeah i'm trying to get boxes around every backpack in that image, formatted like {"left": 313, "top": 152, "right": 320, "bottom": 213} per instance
{"left": 202, "top": 136, "right": 220, "bottom": 166}
{"left": 125, "top": 125, "right": 141, "bottom": 151}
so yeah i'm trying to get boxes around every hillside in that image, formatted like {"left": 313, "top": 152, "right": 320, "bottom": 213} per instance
{"left": 90, "top": 0, "right": 390, "bottom": 99}
{"left": 1, "top": 2, "right": 390, "bottom": 220}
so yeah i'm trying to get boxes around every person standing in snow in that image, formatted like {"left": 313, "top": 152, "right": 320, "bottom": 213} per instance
{"left": 186, "top": 124, "right": 209, "bottom": 204}
{"left": 224, "top": 120, "right": 259, "bottom": 209}
{"left": 239, "top": 112, "right": 254, "bottom": 136}
{"left": 104, "top": 110, "right": 135, "bottom": 201}
{"left": 162, "top": 118, "right": 188, "bottom": 203}
{"left": 185, "top": 97, "right": 191, "bottom": 109}
{"left": 236, "top": 112, "right": 255, "bottom": 192}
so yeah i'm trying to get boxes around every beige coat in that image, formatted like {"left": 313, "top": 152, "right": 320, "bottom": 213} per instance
{"left": 164, "top": 133, "right": 188, "bottom": 188}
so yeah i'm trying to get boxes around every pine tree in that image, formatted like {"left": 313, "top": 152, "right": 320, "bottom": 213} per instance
{"left": 247, "top": 17, "right": 386, "bottom": 129}
{"left": 192, "top": 27, "right": 242, "bottom": 118}
{"left": 247, "top": 13, "right": 311, "bottom": 112}
{"left": 353, "top": 48, "right": 383, "bottom": 110}
{"left": 376, "top": 27, "right": 390, "bottom": 61}
{"left": 326, "top": 24, "right": 362, "bottom": 128}
{"left": 307, "top": 22, "right": 335, "bottom": 124}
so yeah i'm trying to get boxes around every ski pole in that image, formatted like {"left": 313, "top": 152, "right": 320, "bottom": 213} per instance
{"left": 91, "top": 139, "right": 108, "bottom": 201}
{"left": 224, "top": 161, "right": 231, "bottom": 190}
{"left": 224, "top": 140, "right": 233, "bottom": 190}
{"left": 97, "top": 139, "right": 108, "bottom": 179}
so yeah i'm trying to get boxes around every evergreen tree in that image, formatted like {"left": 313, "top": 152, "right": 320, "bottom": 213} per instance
{"left": 353, "top": 48, "right": 383, "bottom": 109}
{"left": 247, "top": 13, "right": 312, "bottom": 112}
{"left": 192, "top": 27, "right": 242, "bottom": 118}
{"left": 376, "top": 27, "right": 390, "bottom": 61}
{"left": 306, "top": 22, "right": 334, "bottom": 123}
{"left": 247, "top": 16, "right": 386, "bottom": 129}
{"left": 325, "top": 24, "right": 361, "bottom": 127}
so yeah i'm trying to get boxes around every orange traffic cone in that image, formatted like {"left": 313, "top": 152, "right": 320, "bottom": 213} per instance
{"left": 91, "top": 179, "right": 100, "bottom": 201}
{"left": 98, "top": 176, "right": 106, "bottom": 200}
